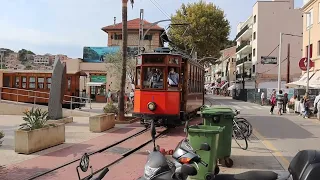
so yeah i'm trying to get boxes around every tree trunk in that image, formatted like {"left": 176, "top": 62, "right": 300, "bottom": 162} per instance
{"left": 119, "top": 0, "right": 128, "bottom": 121}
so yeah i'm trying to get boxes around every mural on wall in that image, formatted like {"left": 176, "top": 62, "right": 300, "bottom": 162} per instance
{"left": 83, "top": 47, "right": 120, "bottom": 62}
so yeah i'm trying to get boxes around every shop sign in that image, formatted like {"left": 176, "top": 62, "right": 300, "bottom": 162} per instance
{"left": 91, "top": 75, "right": 106, "bottom": 83}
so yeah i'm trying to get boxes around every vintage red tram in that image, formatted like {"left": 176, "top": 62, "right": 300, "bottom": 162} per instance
{"left": 132, "top": 51, "right": 205, "bottom": 127}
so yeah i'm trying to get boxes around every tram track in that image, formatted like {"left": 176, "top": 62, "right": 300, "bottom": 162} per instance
{"left": 27, "top": 127, "right": 153, "bottom": 180}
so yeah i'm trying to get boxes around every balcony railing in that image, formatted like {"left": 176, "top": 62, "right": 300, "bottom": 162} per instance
{"left": 236, "top": 41, "right": 251, "bottom": 52}
{"left": 236, "top": 56, "right": 252, "bottom": 66}
{"left": 235, "top": 25, "right": 249, "bottom": 40}
{"left": 236, "top": 73, "right": 252, "bottom": 79}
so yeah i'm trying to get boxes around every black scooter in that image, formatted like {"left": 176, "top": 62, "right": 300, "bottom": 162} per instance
{"left": 76, "top": 153, "right": 109, "bottom": 180}
{"left": 138, "top": 120, "right": 209, "bottom": 180}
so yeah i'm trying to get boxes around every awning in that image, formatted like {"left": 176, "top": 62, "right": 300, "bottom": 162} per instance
{"left": 227, "top": 84, "right": 235, "bottom": 90}
{"left": 86, "top": 82, "right": 105, "bottom": 86}
{"left": 220, "top": 82, "right": 229, "bottom": 89}
{"left": 309, "top": 70, "right": 320, "bottom": 88}
{"left": 286, "top": 72, "right": 315, "bottom": 88}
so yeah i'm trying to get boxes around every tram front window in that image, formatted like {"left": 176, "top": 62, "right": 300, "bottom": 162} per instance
{"left": 142, "top": 67, "right": 164, "bottom": 89}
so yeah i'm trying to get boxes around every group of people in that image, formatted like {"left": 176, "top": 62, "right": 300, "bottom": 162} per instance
{"left": 267, "top": 90, "right": 289, "bottom": 115}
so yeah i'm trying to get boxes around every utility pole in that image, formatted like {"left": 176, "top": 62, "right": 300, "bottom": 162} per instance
{"left": 277, "top": 32, "right": 283, "bottom": 92}
{"left": 306, "top": 12, "right": 311, "bottom": 94}
{"left": 138, "top": 9, "right": 144, "bottom": 54}
{"left": 242, "top": 55, "right": 245, "bottom": 89}
{"left": 287, "top": 43, "right": 290, "bottom": 85}
{"left": 119, "top": 0, "right": 129, "bottom": 121}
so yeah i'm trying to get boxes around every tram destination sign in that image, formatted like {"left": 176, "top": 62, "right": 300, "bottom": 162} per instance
{"left": 261, "top": 56, "right": 277, "bottom": 64}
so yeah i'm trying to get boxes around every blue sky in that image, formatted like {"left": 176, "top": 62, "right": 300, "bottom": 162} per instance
{"left": 0, "top": 0, "right": 302, "bottom": 58}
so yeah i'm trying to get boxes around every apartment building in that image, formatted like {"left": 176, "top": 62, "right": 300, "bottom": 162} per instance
{"left": 34, "top": 55, "right": 50, "bottom": 64}
{"left": 101, "top": 18, "right": 165, "bottom": 52}
{"left": 235, "top": 0, "right": 302, "bottom": 88}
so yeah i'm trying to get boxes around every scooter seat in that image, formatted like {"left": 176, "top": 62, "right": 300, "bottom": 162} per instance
{"left": 215, "top": 171, "right": 278, "bottom": 180}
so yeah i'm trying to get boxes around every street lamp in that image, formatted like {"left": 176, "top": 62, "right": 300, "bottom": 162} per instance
{"left": 305, "top": 12, "right": 311, "bottom": 94}
{"left": 277, "top": 33, "right": 303, "bottom": 91}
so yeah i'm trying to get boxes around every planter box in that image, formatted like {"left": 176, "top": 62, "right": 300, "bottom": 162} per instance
{"left": 47, "top": 117, "right": 73, "bottom": 124}
{"left": 89, "top": 114, "right": 115, "bottom": 132}
{"left": 15, "top": 123, "right": 65, "bottom": 154}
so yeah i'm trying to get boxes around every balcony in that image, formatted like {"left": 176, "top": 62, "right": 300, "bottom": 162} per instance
{"left": 236, "top": 73, "right": 252, "bottom": 79}
{"left": 236, "top": 56, "right": 252, "bottom": 66}
{"left": 235, "top": 25, "right": 253, "bottom": 41}
{"left": 236, "top": 41, "right": 252, "bottom": 54}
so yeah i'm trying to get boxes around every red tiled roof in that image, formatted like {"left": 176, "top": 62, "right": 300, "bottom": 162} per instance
{"left": 101, "top": 18, "right": 164, "bottom": 32}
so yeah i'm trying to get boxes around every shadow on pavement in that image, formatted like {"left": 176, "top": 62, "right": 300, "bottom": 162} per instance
{"left": 111, "top": 127, "right": 135, "bottom": 134}
{"left": 245, "top": 116, "right": 314, "bottom": 139}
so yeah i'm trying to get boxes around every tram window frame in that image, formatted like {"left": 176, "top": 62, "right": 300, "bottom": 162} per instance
{"left": 46, "top": 77, "right": 51, "bottom": 90}
{"left": 29, "top": 77, "right": 36, "bottom": 89}
{"left": 14, "top": 76, "right": 20, "bottom": 88}
{"left": 67, "top": 76, "right": 71, "bottom": 91}
{"left": 37, "top": 77, "right": 45, "bottom": 89}
{"left": 135, "top": 67, "right": 141, "bottom": 88}
{"left": 22, "top": 77, "right": 27, "bottom": 88}
{"left": 141, "top": 66, "right": 165, "bottom": 90}
{"left": 167, "top": 66, "right": 180, "bottom": 91}
{"left": 143, "top": 55, "right": 165, "bottom": 64}
{"left": 3, "top": 75, "right": 10, "bottom": 87}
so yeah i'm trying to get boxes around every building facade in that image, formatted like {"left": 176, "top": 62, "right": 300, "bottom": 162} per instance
{"left": 34, "top": 55, "right": 50, "bottom": 64}
{"left": 235, "top": 0, "right": 302, "bottom": 88}
{"left": 101, "top": 18, "right": 165, "bottom": 53}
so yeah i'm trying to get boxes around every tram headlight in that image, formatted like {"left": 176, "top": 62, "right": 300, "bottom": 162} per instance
{"left": 147, "top": 102, "right": 157, "bottom": 111}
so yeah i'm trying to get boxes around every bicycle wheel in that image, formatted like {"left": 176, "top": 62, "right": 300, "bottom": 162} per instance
{"left": 236, "top": 118, "right": 253, "bottom": 138}
{"left": 234, "top": 120, "right": 250, "bottom": 139}
{"left": 232, "top": 120, "right": 248, "bottom": 150}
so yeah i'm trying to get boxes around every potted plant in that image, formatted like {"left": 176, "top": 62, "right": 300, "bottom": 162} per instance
{"left": 287, "top": 103, "right": 295, "bottom": 113}
{"left": 0, "top": 130, "right": 4, "bottom": 146}
{"left": 15, "top": 108, "right": 65, "bottom": 154}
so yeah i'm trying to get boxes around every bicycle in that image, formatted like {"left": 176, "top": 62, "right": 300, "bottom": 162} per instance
{"left": 234, "top": 110, "right": 253, "bottom": 139}
{"left": 232, "top": 118, "right": 248, "bottom": 150}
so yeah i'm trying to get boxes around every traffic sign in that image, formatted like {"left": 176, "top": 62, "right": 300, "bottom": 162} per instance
{"left": 299, "top": 57, "right": 314, "bottom": 71}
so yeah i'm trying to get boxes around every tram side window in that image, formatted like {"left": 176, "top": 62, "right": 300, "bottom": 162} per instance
{"left": 3, "top": 76, "right": 10, "bottom": 87}
{"left": 38, "top": 77, "right": 44, "bottom": 89}
{"left": 142, "top": 67, "right": 164, "bottom": 89}
{"left": 136, "top": 67, "right": 141, "bottom": 87}
{"left": 29, "top": 77, "right": 36, "bottom": 89}
{"left": 22, "top": 77, "right": 27, "bottom": 88}
{"left": 14, "top": 76, "right": 20, "bottom": 88}
{"left": 168, "top": 67, "right": 179, "bottom": 90}
{"left": 47, "top": 77, "right": 51, "bottom": 89}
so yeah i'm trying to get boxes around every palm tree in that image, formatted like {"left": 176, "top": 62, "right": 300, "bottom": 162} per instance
{"left": 118, "top": 0, "right": 135, "bottom": 121}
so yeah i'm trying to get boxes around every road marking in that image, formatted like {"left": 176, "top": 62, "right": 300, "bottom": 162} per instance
{"left": 242, "top": 106, "right": 252, "bottom": 109}
{"left": 232, "top": 106, "right": 242, "bottom": 109}
{"left": 253, "top": 129, "right": 290, "bottom": 169}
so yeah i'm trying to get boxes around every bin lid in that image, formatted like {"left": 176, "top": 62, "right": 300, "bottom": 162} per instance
{"left": 188, "top": 125, "right": 224, "bottom": 134}
{"left": 201, "top": 106, "right": 234, "bottom": 115}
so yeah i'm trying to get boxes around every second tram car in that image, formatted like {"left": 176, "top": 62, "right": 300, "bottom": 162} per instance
{"left": 132, "top": 50, "right": 205, "bottom": 127}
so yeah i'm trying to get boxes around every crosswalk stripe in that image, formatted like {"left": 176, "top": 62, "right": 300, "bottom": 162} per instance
{"left": 242, "top": 106, "right": 252, "bottom": 109}
{"left": 252, "top": 106, "right": 263, "bottom": 109}
{"left": 232, "top": 106, "right": 242, "bottom": 109}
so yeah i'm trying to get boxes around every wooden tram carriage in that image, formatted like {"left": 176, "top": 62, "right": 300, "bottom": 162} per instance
{"left": 0, "top": 70, "right": 84, "bottom": 109}
{"left": 132, "top": 50, "right": 205, "bottom": 127}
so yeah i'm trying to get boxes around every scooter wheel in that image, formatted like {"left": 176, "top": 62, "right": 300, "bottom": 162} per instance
{"left": 224, "top": 157, "right": 234, "bottom": 168}
{"left": 205, "top": 174, "right": 215, "bottom": 180}
{"left": 214, "top": 166, "right": 220, "bottom": 175}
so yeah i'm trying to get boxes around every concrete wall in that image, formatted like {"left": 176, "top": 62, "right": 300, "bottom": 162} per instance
{"left": 302, "top": 0, "right": 320, "bottom": 69}
{"left": 255, "top": 1, "right": 303, "bottom": 80}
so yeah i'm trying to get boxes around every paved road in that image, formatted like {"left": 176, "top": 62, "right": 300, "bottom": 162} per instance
{"left": 206, "top": 95, "right": 320, "bottom": 169}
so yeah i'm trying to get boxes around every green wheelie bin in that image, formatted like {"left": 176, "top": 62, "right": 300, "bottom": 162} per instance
{"left": 187, "top": 125, "right": 224, "bottom": 180}
{"left": 201, "top": 106, "right": 235, "bottom": 168}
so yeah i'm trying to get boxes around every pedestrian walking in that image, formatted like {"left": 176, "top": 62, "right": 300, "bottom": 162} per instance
{"left": 107, "top": 89, "right": 112, "bottom": 103}
{"left": 314, "top": 92, "right": 320, "bottom": 120}
{"left": 270, "top": 91, "right": 276, "bottom": 115}
{"left": 276, "top": 90, "right": 284, "bottom": 115}
{"left": 261, "top": 92, "right": 265, "bottom": 106}
{"left": 283, "top": 93, "right": 288, "bottom": 113}
{"left": 304, "top": 97, "right": 311, "bottom": 118}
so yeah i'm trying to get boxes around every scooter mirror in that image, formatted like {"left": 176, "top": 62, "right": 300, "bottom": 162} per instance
{"left": 79, "top": 153, "right": 90, "bottom": 172}
{"left": 181, "top": 164, "right": 197, "bottom": 176}
{"left": 200, "top": 143, "right": 211, "bottom": 151}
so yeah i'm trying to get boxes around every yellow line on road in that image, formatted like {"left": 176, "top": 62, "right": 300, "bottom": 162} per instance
{"left": 253, "top": 129, "right": 290, "bottom": 169}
